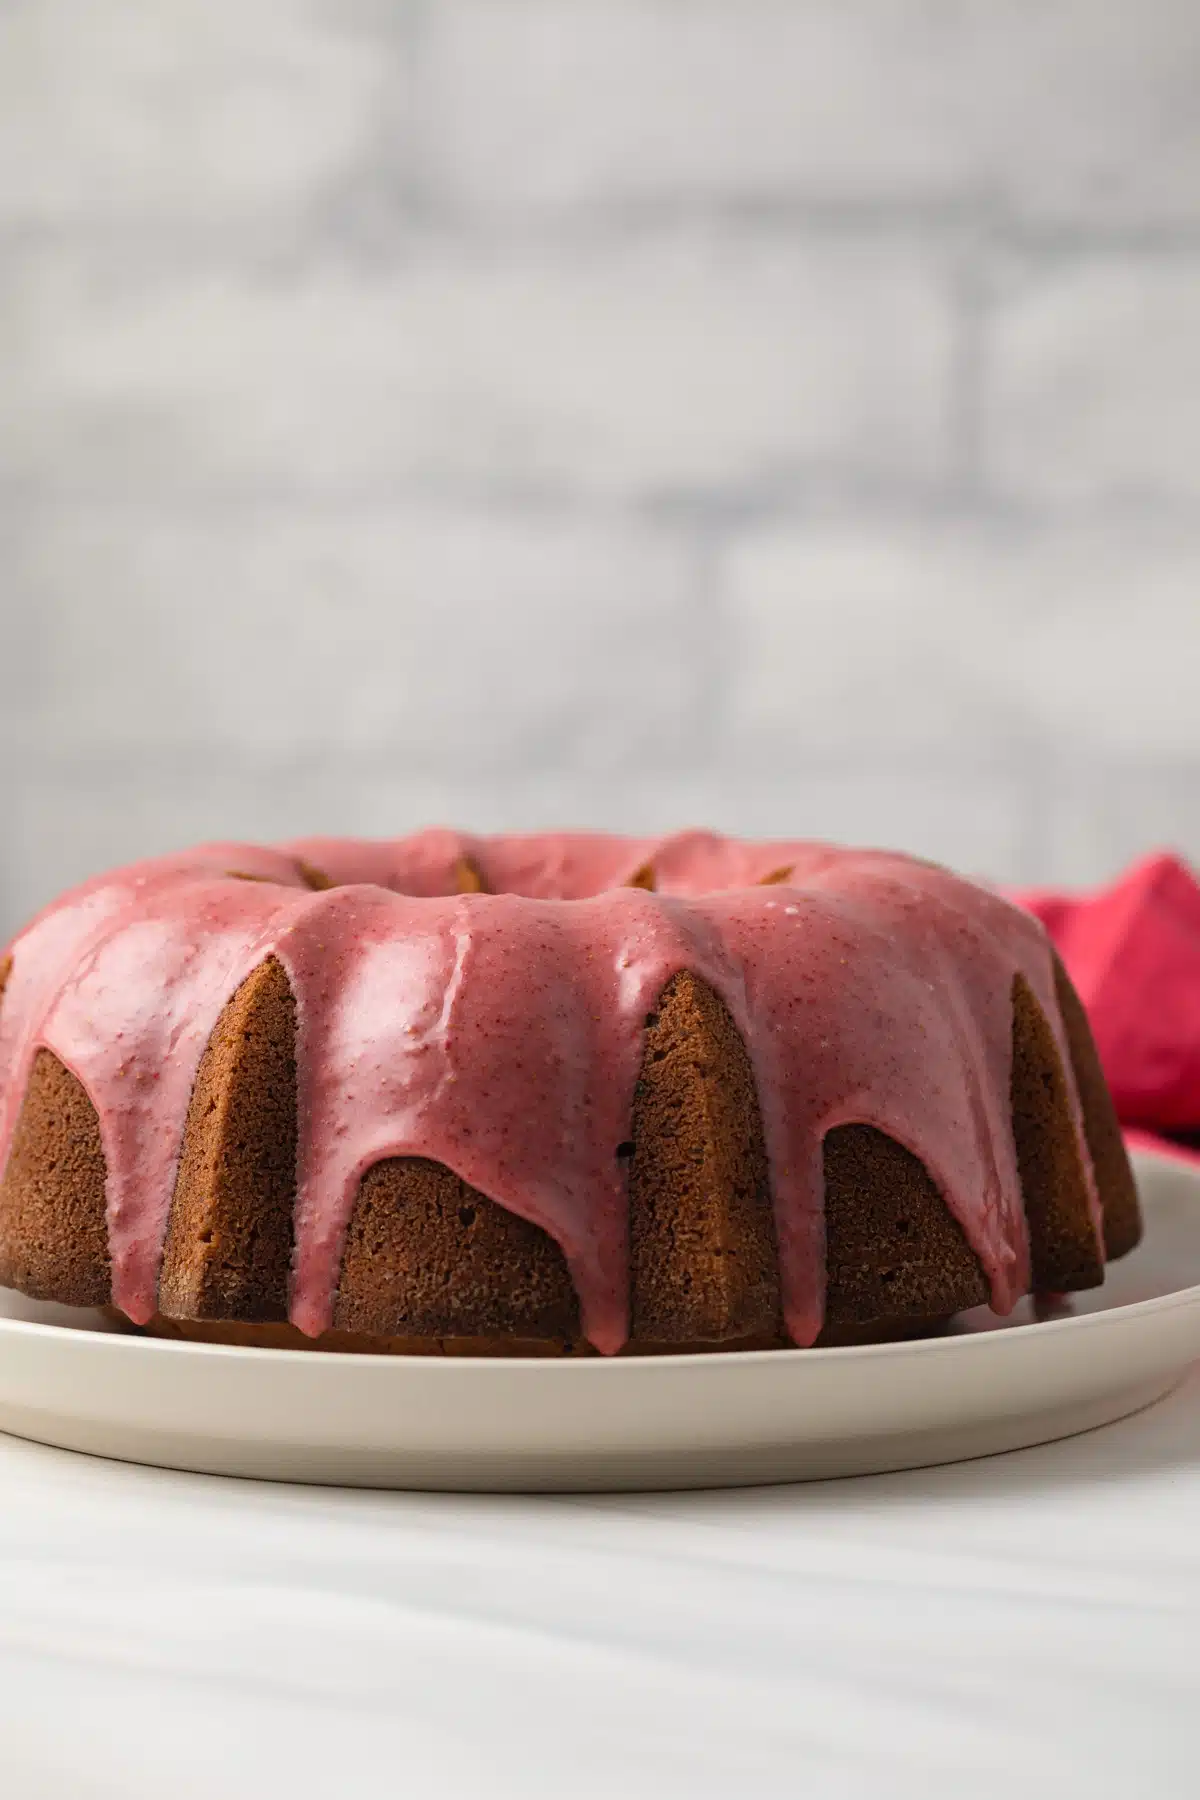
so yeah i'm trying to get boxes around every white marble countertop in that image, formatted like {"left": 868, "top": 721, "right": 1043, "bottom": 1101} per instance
{"left": 1, "top": 1370, "right": 1197, "bottom": 1798}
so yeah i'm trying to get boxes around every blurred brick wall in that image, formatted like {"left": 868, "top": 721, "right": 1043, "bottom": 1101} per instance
{"left": 3, "top": 2, "right": 1200, "bottom": 931}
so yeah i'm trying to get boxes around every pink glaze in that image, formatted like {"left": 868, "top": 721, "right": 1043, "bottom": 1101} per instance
{"left": 0, "top": 832, "right": 1102, "bottom": 1351}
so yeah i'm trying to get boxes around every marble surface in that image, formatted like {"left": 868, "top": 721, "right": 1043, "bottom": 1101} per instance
{"left": 0, "top": 1369, "right": 1197, "bottom": 1798}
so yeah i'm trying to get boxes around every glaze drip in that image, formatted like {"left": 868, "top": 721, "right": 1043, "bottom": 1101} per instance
{"left": 0, "top": 832, "right": 1102, "bottom": 1350}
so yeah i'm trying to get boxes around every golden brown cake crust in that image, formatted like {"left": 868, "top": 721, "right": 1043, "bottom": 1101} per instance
{"left": 334, "top": 1157, "right": 581, "bottom": 1343}
{"left": 121, "top": 1311, "right": 592, "bottom": 1357}
{"left": 1052, "top": 954, "right": 1142, "bottom": 1261}
{"left": 820, "top": 1125, "right": 989, "bottom": 1328}
{"left": 0, "top": 1048, "right": 110, "bottom": 1306}
{"left": 1011, "top": 972, "right": 1106, "bottom": 1292}
{"left": 628, "top": 970, "right": 781, "bottom": 1345}
{"left": 122, "top": 1310, "right": 947, "bottom": 1355}
{"left": 157, "top": 956, "right": 298, "bottom": 1324}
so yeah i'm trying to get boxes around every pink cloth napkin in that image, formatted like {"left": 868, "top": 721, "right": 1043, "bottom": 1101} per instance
{"left": 1016, "top": 852, "right": 1200, "bottom": 1166}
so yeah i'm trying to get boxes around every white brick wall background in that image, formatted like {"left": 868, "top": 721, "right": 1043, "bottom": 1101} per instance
{"left": 3, "top": 1, "right": 1200, "bottom": 936}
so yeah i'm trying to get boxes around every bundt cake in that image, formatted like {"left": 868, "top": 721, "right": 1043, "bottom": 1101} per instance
{"left": 0, "top": 831, "right": 1141, "bottom": 1356}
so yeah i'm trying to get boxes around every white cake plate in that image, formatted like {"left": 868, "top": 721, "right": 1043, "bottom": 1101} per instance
{"left": 0, "top": 1149, "right": 1198, "bottom": 1491}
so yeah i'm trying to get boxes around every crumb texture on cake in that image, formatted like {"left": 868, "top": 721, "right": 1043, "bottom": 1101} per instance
{"left": 158, "top": 955, "right": 297, "bottom": 1324}
{"left": 0, "top": 832, "right": 1139, "bottom": 1354}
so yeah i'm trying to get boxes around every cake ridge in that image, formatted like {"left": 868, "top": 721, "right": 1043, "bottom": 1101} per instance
{"left": 0, "top": 831, "right": 1107, "bottom": 1352}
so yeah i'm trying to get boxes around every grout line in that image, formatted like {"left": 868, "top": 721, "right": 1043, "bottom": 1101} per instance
{"left": 9, "top": 484, "right": 1200, "bottom": 537}
{"left": 6, "top": 202, "right": 1200, "bottom": 265}
{"left": 17, "top": 738, "right": 1198, "bottom": 784}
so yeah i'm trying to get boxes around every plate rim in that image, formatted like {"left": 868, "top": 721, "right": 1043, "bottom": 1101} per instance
{"left": 0, "top": 1148, "right": 1196, "bottom": 1376}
